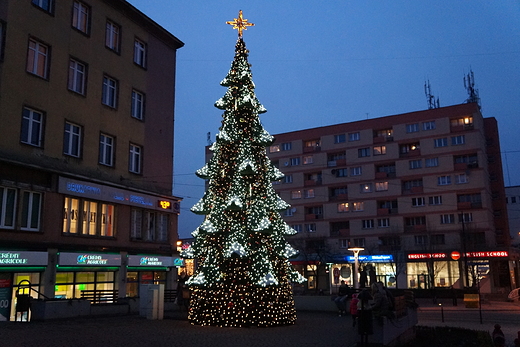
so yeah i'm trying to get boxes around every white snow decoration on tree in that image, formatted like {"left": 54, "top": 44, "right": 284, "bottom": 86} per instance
{"left": 253, "top": 217, "right": 271, "bottom": 232}
{"left": 226, "top": 241, "right": 247, "bottom": 257}
{"left": 196, "top": 165, "right": 210, "bottom": 178}
{"left": 187, "top": 272, "right": 206, "bottom": 286}
{"left": 180, "top": 245, "right": 195, "bottom": 259}
{"left": 284, "top": 224, "right": 298, "bottom": 236}
{"left": 258, "top": 129, "right": 273, "bottom": 143}
{"left": 200, "top": 219, "right": 217, "bottom": 233}
{"left": 275, "top": 196, "right": 291, "bottom": 210}
{"left": 238, "top": 159, "right": 256, "bottom": 174}
{"left": 272, "top": 167, "right": 284, "bottom": 180}
{"left": 283, "top": 244, "right": 299, "bottom": 258}
{"left": 191, "top": 197, "right": 208, "bottom": 214}
{"left": 257, "top": 272, "right": 279, "bottom": 286}
{"left": 217, "top": 129, "right": 231, "bottom": 141}
{"left": 214, "top": 98, "right": 225, "bottom": 109}
{"left": 226, "top": 196, "right": 243, "bottom": 210}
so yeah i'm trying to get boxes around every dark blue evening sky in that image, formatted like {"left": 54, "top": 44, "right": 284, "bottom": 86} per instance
{"left": 126, "top": 1, "right": 520, "bottom": 238}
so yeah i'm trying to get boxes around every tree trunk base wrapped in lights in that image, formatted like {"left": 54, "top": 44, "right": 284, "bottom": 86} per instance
{"left": 188, "top": 257, "right": 297, "bottom": 327}
{"left": 181, "top": 11, "right": 306, "bottom": 328}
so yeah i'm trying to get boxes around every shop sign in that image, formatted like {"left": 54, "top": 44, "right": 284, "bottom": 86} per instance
{"left": 451, "top": 251, "right": 461, "bottom": 260}
{"left": 173, "top": 258, "right": 184, "bottom": 267}
{"left": 346, "top": 254, "right": 393, "bottom": 263}
{"left": 0, "top": 251, "right": 48, "bottom": 266}
{"left": 466, "top": 251, "right": 508, "bottom": 258}
{"left": 58, "top": 177, "right": 179, "bottom": 212}
{"left": 407, "top": 253, "right": 447, "bottom": 260}
{"left": 59, "top": 252, "right": 121, "bottom": 266}
{"left": 127, "top": 255, "right": 174, "bottom": 267}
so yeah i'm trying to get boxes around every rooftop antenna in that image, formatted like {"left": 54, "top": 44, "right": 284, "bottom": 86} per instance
{"left": 207, "top": 132, "right": 212, "bottom": 146}
{"left": 424, "top": 80, "right": 440, "bottom": 109}
{"left": 463, "top": 68, "right": 481, "bottom": 109}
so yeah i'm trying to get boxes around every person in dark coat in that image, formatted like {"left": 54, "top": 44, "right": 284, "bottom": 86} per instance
{"left": 492, "top": 324, "right": 506, "bottom": 347}
{"left": 359, "top": 267, "right": 368, "bottom": 288}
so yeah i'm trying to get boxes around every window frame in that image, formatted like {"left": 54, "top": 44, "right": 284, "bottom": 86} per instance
{"left": 129, "top": 143, "right": 142, "bottom": 174}
{"left": 375, "top": 182, "right": 388, "bottom": 191}
{"left": 21, "top": 107, "right": 44, "bottom": 147}
{"left": 334, "top": 134, "right": 346, "bottom": 144}
{"left": 437, "top": 175, "right": 451, "bottom": 186}
{"left": 131, "top": 89, "right": 145, "bottom": 120}
{"left": 26, "top": 37, "right": 50, "bottom": 79}
{"left": 422, "top": 121, "right": 436, "bottom": 131}
{"left": 373, "top": 145, "right": 386, "bottom": 156}
{"left": 133, "top": 37, "right": 147, "bottom": 68}
{"left": 451, "top": 135, "right": 465, "bottom": 146}
{"left": 68, "top": 57, "right": 87, "bottom": 95}
{"left": 71, "top": 1, "right": 90, "bottom": 35}
{"left": 358, "top": 147, "right": 370, "bottom": 158}
{"left": 20, "top": 190, "right": 42, "bottom": 231}
{"left": 428, "top": 196, "right": 442, "bottom": 205}
{"left": 105, "top": 19, "right": 121, "bottom": 53}
{"left": 99, "top": 133, "right": 114, "bottom": 167}
{"left": 102, "top": 75, "right": 118, "bottom": 108}
{"left": 0, "top": 186, "right": 17, "bottom": 229}
{"left": 63, "top": 121, "right": 82, "bottom": 157}
{"left": 32, "top": 0, "right": 54, "bottom": 13}
{"left": 425, "top": 157, "right": 439, "bottom": 167}
{"left": 348, "top": 132, "right": 360, "bottom": 142}
{"left": 350, "top": 166, "right": 362, "bottom": 176}
{"left": 406, "top": 123, "right": 419, "bottom": 133}
{"left": 434, "top": 138, "right": 448, "bottom": 148}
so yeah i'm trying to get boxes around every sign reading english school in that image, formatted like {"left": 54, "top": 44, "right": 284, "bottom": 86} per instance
{"left": 59, "top": 252, "right": 121, "bottom": 266}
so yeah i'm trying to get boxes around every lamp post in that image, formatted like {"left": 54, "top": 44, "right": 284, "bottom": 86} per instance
{"left": 348, "top": 247, "right": 364, "bottom": 289}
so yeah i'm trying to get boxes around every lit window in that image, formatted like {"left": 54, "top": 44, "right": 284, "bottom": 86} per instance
{"left": 337, "top": 203, "right": 349, "bottom": 212}
{"left": 375, "top": 182, "right": 388, "bottom": 191}
{"left": 269, "top": 144, "right": 280, "bottom": 153}
{"left": 303, "top": 156, "right": 313, "bottom": 165}
{"left": 291, "top": 190, "right": 302, "bottom": 199}
{"left": 360, "top": 183, "right": 372, "bottom": 193}
{"left": 373, "top": 146, "right": 386, "bottom": 155}
{"left": 352, "top": 202, "right": 364, "bottom": 211}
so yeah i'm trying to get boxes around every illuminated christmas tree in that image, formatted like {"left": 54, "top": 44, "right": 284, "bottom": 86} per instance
{"left": 181, "top": 11, "right": 305, "bottom": 327}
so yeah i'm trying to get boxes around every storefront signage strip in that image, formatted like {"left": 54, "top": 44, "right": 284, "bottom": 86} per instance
{"left": 0, "top": 251, "right": 48, "bottom": 266}
{"left": 345, "top": 255, "right": 394, "bottom": 263}
{"left": 408, "top": 251, "right": 509, "bottom": 260}
{"left": 127, "top": 255, "right": 175, "bottom": 267}
{"left": 58, "top": 252, "right": 121, "bottom": 266}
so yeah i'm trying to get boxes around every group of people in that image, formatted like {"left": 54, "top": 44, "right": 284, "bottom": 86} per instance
{"left": 334, "top": 279, "right": 396, "bottom": 328}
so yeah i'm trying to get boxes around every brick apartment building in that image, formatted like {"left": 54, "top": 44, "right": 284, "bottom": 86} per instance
{"left": 267, "top": 103, "right": 514, "bottom": 294}
{"left": 0, "top": 0, "right": 183, "bottom": 321}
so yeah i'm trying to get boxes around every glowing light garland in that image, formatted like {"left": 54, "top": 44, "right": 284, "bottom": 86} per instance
{"left": 182, "top": 12, "right": 304, "bottom": 327}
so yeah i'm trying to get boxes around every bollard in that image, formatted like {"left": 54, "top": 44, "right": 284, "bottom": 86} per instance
{"left": 439, "top": 303, "right": 444, "bottom": 323}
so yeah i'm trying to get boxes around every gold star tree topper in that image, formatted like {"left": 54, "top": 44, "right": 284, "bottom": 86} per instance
{"left": 226, "top": 10, "right": 254, "bottom": 38}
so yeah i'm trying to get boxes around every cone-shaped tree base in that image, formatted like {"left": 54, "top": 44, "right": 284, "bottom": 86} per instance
{"left": 187, "top": 257, "right": 297, "bottom": 327}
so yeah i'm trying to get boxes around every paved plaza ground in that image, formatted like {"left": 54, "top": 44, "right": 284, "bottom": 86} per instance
{"left": 1, "top": 299, "right": 519, "bottom": 347}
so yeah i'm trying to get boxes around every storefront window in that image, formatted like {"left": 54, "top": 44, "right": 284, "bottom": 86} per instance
{"left": 10, "top": 273, "right": 41, "bottom": 321}
{"left": 406, "top": 261, "right": 459, "bottom": 289}
{"left": 125, "top": 271, "right": 166, "bottom": 297}
{"left": 55, "top": 271, "right": 115, "bottom": 299}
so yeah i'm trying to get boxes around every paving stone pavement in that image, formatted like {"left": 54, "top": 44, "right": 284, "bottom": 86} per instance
{"left": 0, "top": 310, "right": 362, "bottom": 347}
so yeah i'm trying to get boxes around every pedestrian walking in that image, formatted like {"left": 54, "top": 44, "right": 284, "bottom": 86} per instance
{"left": 492, "top": 324, "right": 505, "bottom": 347}
{"left": 350, "top": 293, "right": 359, "bottom": 327}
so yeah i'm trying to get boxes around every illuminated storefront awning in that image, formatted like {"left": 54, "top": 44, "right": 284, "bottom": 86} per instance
{"left": 58, "top": 252, "right": 121, "bottom": 266}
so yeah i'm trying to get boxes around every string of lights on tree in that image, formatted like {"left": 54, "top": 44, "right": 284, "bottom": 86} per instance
{"left": 181, "top": 10, "right": 306, "bottom": 327}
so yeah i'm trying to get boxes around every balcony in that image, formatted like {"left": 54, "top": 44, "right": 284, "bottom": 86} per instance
{"left": 305, "top": 214, "right": 323, "bottom": 221}
{"left": 457, "top": 201, "right": 472, "bottom": 210}
{"left": 304, "top": 146, "right": 321, "bottom": 153}
{"left": 304, "top": 179, "right": 322, "bottom": 187}
{"left": 404, "top": 225, "right": 427, "bottom": 233}
{"left": 327, "top": 158, "right": 346, "bottom": 167}
{"left": 330, "top": 228, "right": 350, "bottom": 237}
{"left": 400, "top": 149, "right": 421, "bottom": 158}
{"left": 454, "top": 162, "right": 468, "bottom": 171}
{"left": 329, "top": 193, "right": 348, "bottom": 201}
{"left": 375, "top": 172, "right": 388, "bottom": 179}
{"left": 451, "top": 124, "right": 474, "bottom": 132}
{"left": 377, "top": 208, "right": 390, "bottom": 216}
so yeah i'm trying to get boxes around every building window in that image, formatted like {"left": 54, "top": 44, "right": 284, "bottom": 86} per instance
{"left": 0, "top": 186, "right": 16, "bottom": 229}
{"left": 455, "top": 173, "right": 468, "bottom": 184}
{"left": 291, "top": 224, "right": 302, "bottom": 233}
{"left": 130, "top": 209, "right": 168, "bottom": 241}
{"left": 352, "top": 202, "right": 364, "bottom": 211}
{"left": 335, "top": 168, "right": 348, "bottom": 177}
{"left": 350, "top": 166, "right": 362, "bottom": 176}
{"left": 131, "top": 89, "right": 145, "bottom": 120}
{"left": 284, "top": 209, "right": 294, "bottom": 217}
{"left": 451, "top": 135, "right": 465, "bottom": 145}
{"left": 458, "top": 213, "right": 473, "bottom": 223}
{"left": 129, "top": 144, "right": 142, "bottom": 174}
{"left": 376, "top": 129, "right": 393, "bottom": 138}
{"left": 99, "top": 134, "right": 114, "bottom": 166}
{"left": 63, "top": 197, "right": 114, "bottom": 236}
{"left": 362, "top": 219, "right": 374, "bottom": 229}
{"left": 434, "top": 138, "right": 448, "bottom": 148}
{"left": 26, "top": 38, "right": 49, "bottom": 79}
{"left": 375, "top": 182, "right": 388, "bottom": 191}
{"left": 337, "top": 202, "right": 349, "bottom": 213}
{"left": 451, "top": 116, "right": 473, "bottom": 127}
{"left": 304, "top": 189, "right": 315, "bottom": 198}
{"left": 431, "top": 234, "right": 445, "bottom": 245}
{"left": 400, "top": 142, "right": 420, "bottom": 154}
{"left": 437, "top": 175, "right": 451, "bottom": 185}
{"left": 102, "top": 75, "right": 118, "bottom": 108}
{"left": 409, "top": 159, "right": 422, "bottom": 169}
{"left": 373, "top": 145, "right": 386, "bottom": 156}
{"left": 68, "top": 58, "right": 87, "bottom": 95}
{"left": 282, "top": 142, "right": 292, "bottom": 151}
{"left": 134, "top": 38, "right": 147, "bottom": 67}
{"left": 457, "top": 193, "right": 481, "bottom": 204}
{"left": 360, "top": 183, "right": 372, "bottom": 193}
{"left": 429, "top": 196, "right": 442, "bottom": 205}
{"left": 21, "top": 107, "right": 44, "bottom": 147}
{"left": 303, "top": 155, "right": 313, "bottom": 165}
{"left": 512, "top": 197, "right": 517, "bottom": 204}
{"left": 305, "top": 223, "right": 316, "bottom": 233}
{"left": 334, "top": 134, "right": 346, "bottom": 143}
{"left": 412, "top": 197, "right": 425, "bottom": 207}
{"left": 72, "top": 1, "right": 90, "bottom": 34}
{"left": 377, "top": 218, "right": 390, "bottom": 228}
{"left": 405, "top": 216, "right": 426, "bottom": 226}
{"left": 339, "top": 239, "right": 349, "bottom": 249}
{"left": 64, "top": 122, "right": 81, "bottom": 157}
{"left": 454, "top": 153, "right": 478, "bottom": 167}
{"left": 290, "top": 157, "right": 300, "bottom": 166}
{"left": 425, "top": 157, "right": 439, "bottom": 167}
{"left": 269, "top": 144, "right": 280, "bottom": 153}
{"left": 20, "top": 191, "right": 42, "bottom": 231}
{"left": 291, "top": 190, "right": 302, "bottom": 199}
{"left": 406, "top": 123, "right": 419, "bottom": 133}
{"left": 358, "top": 148, "right": 370, "bottom": 158}
{"left": 353, "top": 238, "right": 365, "bottom": 248}
{"left": 282, "top": 175, "right": 293, "bottom": 184}
{"left": 423, "top": 121, "right": 436, "bottom": 130}
{"left": 348, "top": 132, "right": 360, "bottom": 142}
{"left": 32, "top": 0, "right": 54, "bottom": 13}
{"left": 105, "top": 20, "right": 120, "bottom": 52}
{"left": 414, "top": 235, "right": 429, "bottom": 246}
{"left": 403, "top": 179, "right": 423, "bottom": 190}
{"left": 440, "top": 214, "right": 455, "bottom": 224}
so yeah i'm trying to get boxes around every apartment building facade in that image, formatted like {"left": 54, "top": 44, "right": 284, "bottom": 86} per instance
{"left": 0, "top": 0, "right": 183, "bottom": 320}
{"left": 268, "top": 103, "right": 513, "bottom": 294}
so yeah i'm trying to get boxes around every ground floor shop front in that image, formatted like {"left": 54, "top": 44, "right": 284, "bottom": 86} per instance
{"left": 0, "top": 250, "right": 183, "bottom": 322}
{"left": 291, "top": 250, "right": 515, "bottom": 295}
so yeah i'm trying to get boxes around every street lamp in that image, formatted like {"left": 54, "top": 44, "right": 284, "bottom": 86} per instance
{"left": 348, "top": 247, "right": 364, "bottom": 289}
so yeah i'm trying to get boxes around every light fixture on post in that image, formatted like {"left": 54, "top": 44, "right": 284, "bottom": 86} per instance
{"left": 348, "top": 247, "right": 364, "bottom": 289}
